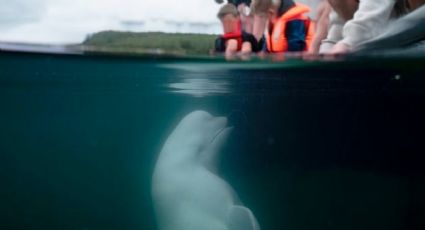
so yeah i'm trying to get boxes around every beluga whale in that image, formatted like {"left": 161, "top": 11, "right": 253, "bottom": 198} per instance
{"left": 152, "top": 110, "right": 260, "bottom": 230}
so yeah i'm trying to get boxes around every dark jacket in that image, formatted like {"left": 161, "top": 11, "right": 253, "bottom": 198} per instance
{"left": 215, "top": 0, "right": 251, "bottom": 6}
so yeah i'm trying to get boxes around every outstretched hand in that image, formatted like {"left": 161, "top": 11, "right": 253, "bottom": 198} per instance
{"left": 330, "top": 42, "right": 351, "bottom": 54}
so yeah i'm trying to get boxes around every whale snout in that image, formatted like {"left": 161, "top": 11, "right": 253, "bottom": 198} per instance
{"left": 211, "top": 116, "right": 228, "bottom": 129}
{"left": 185, "top": 110, "right": 214, "bottom": 121}
{"left": 184, "top": 110, "right": 229, "bottom": 131}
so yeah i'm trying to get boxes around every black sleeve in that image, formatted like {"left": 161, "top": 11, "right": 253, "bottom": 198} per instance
{"left": 258, "top": 36, "right": 267, "bottom": 52}
{"left": 229, "top": 0, "right": 251, "bottom": 6}
{"left": 215, "top": 37, "right": 226, "bottom": 52}
{"left": 241, "top": 32, "right": 260, "bottom": 52}
{"left": 285, "top": 19, "right": 307, "bottom": 52}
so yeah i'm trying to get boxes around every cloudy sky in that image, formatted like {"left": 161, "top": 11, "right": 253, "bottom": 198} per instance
{"left": 0, "top": 0, "right": 223, "bottom": 44}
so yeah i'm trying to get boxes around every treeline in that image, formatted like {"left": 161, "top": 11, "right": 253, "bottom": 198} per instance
{"left": 82, "top": 31, "right": 218, "bottom": 55}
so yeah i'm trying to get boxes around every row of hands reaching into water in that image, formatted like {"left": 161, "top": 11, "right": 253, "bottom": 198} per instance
{"left": 211, "top": 0, "right": 425, "bottom": 60}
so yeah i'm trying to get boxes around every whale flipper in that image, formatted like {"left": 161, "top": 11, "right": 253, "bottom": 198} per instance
{"left": 227, "top": 205, "right": 260, "bottom": 230}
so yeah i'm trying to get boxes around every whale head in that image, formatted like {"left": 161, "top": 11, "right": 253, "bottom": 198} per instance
{"left": 152, "top": 110, "right": 260, "bottom": 230}
{"left": 157, "top": 110, "right": 233, "bottom": 169}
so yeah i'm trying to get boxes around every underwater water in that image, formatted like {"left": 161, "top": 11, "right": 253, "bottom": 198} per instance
{"left": 1, "top": 51, "right": 425, "bottom": 230}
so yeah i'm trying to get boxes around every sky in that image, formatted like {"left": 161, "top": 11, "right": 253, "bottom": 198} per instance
{"left": 0, "top": 0, "right": 223, "bottom": 44}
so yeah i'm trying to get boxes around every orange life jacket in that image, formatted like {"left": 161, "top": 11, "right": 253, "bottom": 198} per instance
{"left": 266, "top": 3, "right": 315, "bottom": 53}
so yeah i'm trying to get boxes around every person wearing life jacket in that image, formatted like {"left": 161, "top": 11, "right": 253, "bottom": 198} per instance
{"left": 215, "top": 3, "right": 260, "bottom": 55}
{"left": 215, "top": 0, "right": 254, "bottom": 33}
{"left": 259, "top": 0, "right": 314, "bottom": 53}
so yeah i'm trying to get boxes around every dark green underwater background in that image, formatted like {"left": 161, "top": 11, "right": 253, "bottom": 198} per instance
{"left": 1, "top": 52, "right": 425, "bottom": 230}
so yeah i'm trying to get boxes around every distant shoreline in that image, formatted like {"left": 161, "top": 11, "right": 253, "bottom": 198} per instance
{"left": 82, "top": 31, "right": 218, "bottom": 55}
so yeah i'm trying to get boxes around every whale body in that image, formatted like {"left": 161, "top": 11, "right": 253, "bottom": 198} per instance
{"left": 152, "top": 110, "right": 260, "bottom": 230}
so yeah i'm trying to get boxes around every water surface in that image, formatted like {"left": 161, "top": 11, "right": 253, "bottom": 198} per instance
{"left": 1, "top": 51, "right": 424, "bottom": 230}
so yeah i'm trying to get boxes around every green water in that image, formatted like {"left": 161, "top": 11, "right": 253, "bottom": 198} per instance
{"left": 1, "top": 52, "right": 425, "bottom": 230}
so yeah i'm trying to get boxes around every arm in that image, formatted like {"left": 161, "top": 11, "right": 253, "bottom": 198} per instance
{"left": 319, "top": 10, "right": 344, "bottom": 53}
{"left": 310, "top": 1, "right": 332, "bottom": 54}
{"left": 225, "top": 39, "right": 239, "bottom": 55}
{"left": 252, "top": 14, "right": 268, "bottom": 41}
{"left": 241, "top": 41, "right": 253, "bottom": 54}
{"left": 339, "top": 0, "right": 397, "bottom": 50}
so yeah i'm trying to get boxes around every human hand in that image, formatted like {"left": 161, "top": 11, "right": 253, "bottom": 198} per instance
{"left": 330, "top": 42, "right": 351, "bottom": 54}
